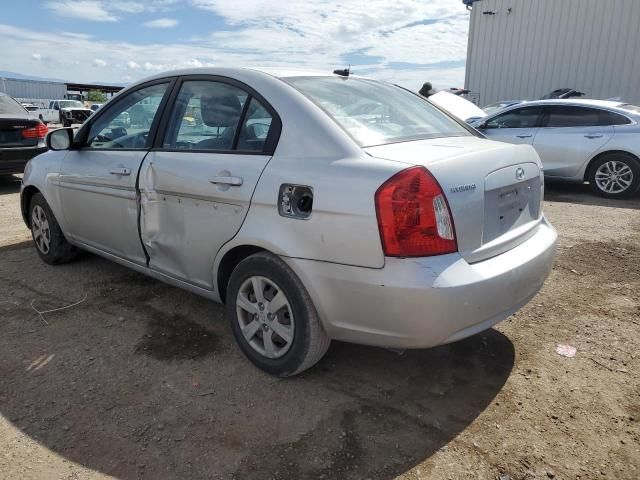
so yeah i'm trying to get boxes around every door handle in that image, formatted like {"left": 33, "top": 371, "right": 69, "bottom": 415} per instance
{"left": 516, "top": 134, "right": 532, "bottom": 138}
{"left": 109, "top": 167, "right": 131, "bottom": 176}
{"left": 209, "top": 176, "right": 243, "bottom": 186}
{"left": 584, "top": 134, "right": 603, "bottom": 139}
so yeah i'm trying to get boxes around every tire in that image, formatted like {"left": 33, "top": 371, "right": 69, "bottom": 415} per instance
{"left": 29, "top": 193, "right": 77, "bottom": 265}
{"left": 62, "top": 119, "right": 71, "bottom": 128}
{"left": 226, "top": 252, "right": 330, "bottom": 377}
{"left": 588, "top": 153, "right": 640, "bottom": 199}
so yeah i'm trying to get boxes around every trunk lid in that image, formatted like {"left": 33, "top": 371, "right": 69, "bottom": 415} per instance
{"left": 0, "top": 115, "right": 41, "bottom": 148}
{"left": 365, "top": 136, "right": 544, "bottom": 263}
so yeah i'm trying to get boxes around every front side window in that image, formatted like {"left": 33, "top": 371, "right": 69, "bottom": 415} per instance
{"left": 485, "top": 107, "right": 544, "bottom": 129}
{"left": 86, "top": 82, "right": 169, "bottom": 149}
{"left": 286, "top": 77, "right": 470, "bottom": 147}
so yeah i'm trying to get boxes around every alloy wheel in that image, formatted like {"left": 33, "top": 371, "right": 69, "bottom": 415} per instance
{"left": 31, "top": 205, "right": 51, "bottom": 255}
{"left": 594, "top": 160, "right": 634, "bottom": 194}
{"left": 235, "top": 276, "right": 295, "bottom": 359}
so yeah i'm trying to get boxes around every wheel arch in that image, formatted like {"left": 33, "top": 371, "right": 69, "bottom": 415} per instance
{"left": 20, "top": 185, "right": 41, "bottom": 228}
{"left": 216, "top": 245, "right": 268, "bottom": 304}
{"left": 584, "top": 150, "right": 640, "bottom": 181}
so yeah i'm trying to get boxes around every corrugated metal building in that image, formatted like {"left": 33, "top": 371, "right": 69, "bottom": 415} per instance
{"left": 0, "top": 77, "right": 66, "bottom": 103}
{"left": 464, "top": 0, "right": 640, "bottom": 107}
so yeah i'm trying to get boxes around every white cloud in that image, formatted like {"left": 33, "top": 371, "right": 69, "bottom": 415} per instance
{"left": 31, "top": 53, "right": 42, "bottom": 61}
{"left": 46, "top": 0, "right": 181, "bottom": 22}
{"left": 143, "top": 18, "right": 179, "bottom": 28}
{"left": 93, "top": 58, "right": 107, "bottom": 67}
{"left": 45, "top": 0, "right": 117, "bottom": 22}
{"left": 0, "top": 1, "right": 470, "bottom": 90}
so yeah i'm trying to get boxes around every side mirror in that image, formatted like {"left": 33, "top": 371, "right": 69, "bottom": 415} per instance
{"left": 46, "top": 128, "right": 74, "bottom": 151}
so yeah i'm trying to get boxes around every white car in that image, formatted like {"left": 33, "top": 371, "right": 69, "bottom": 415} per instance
{"left": 476, "top": 99, "right": 640, "bottom": 198}
{"left": 429, "top": 90, "right": 486, "bottom": 123}
{"left": 40, "top": 100, "right": 92, "bottom": 127}
{"left": 21, "top": 68, "right": 557, "bottom": 376}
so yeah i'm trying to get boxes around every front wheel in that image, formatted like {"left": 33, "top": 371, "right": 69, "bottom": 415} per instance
{"left": 588, "top": 153, "right": 640, "bottom": 199}
{"left": 30, "top": 193, "right": 77, "bottom": 265}
{"left": 226, "top": 252, "right": 330, "bottom": 377}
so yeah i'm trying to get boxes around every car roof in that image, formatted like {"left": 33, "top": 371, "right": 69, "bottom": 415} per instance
{"left": 519, "top": 98, "right": 625, "bottom": 109}
{"left": 134, "top": 67, "right": 364, "bottom": 86}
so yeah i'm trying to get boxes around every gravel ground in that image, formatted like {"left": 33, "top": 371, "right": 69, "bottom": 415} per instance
{"left": 0, "top": 175, "right": 638, "bottom": 480}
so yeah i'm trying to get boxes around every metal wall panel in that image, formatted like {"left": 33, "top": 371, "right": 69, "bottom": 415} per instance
{"left": 0, "top": 78, "right": 66, "bottom": 101}
{"left": 465, "top": 0, "right": 640, "bottom": 106}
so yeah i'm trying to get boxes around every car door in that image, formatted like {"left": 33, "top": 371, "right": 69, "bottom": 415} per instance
{"left": 59, "top": 80, "right": 173, "bottom": 264}
{"left": 533, "top": 105, "right": 614, "bottom": 177}
{"left": 139, "top": 77, "right": 281, "bottom": 289}
{"left": 480, "top": 106, "right": 545, "bottom": 145}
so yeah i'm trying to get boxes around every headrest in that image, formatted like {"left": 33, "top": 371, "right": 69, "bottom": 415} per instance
{"left": 201, "top": 94, "right": 242, "bottom": 127}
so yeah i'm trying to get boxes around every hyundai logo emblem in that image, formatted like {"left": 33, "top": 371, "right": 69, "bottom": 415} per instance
{"left": 515, "top": 167, "right": 525, "bottom": 180}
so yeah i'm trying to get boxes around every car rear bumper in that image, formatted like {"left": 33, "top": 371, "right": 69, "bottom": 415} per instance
{"left": 283, "top": 217, "right": 557, "bottom": 349}
{"left": 0, "top": 146, "right": 47, "bottom": 174}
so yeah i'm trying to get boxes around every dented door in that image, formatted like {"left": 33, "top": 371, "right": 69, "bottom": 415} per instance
{"left": 139, "top": 151, "right": 271, "bottom": 289}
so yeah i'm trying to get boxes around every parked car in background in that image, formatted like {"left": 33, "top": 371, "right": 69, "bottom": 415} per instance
{"left": 21, "top": 68, "right": 556, "bottom": 376}
{"left": 0, "top": 93, "right": 48, "bottom": 174}
{"left": 540, "top": 88, "right": 585, "bottom": 100}
{"left": 482, "top": 100, "right": 522, "bottom": 116}
{"left": 21, "top": 103, "right": 41, "bottom": 115}
{"left": 40, "top": 100, "right": 92, "bottom": 127}
{"left": 476, "top": 99, "right": 640, "bottom": 198}
{"left": 428, "top": 90, "right": 487, "bottom": 123}
{"left": 481, "top": 89, "right": 585, "bottom": 118}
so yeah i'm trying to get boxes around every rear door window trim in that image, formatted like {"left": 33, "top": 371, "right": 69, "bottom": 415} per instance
{"left": 152, "top": 74, "right": 282, "bottom": 156}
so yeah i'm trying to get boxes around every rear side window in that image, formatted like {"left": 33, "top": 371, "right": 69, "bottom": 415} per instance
{"left": 485, "top": 106, "right": 544, "bottom": 129}
{"left": 163, "top": 80, "right": 274, "bottom": 153}
{"left": 0, "top": 95, "right": 28, "bottom": 115}
{"left": 600, "top": 110, "right": 631, "bottom": 126}
{"left": 543, "top": 106, "right": 619, "bottom": 127}
{"left": 237, "top": 98, "right": 273, "bottom": 152}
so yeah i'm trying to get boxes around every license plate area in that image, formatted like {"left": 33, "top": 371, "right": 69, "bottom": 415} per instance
{"left": 0, "top": 130, "right": 22, "bottom": 144}
{"left": 483, "top": 163, "right": 541, "bottom": 244}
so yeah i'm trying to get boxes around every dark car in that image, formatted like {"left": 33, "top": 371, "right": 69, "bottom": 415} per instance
{"left": 0, "top": 93, "right": 48, "bottom": 174}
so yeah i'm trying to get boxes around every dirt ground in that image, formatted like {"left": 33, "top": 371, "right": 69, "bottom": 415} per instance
{"left": 0, "top": 175, "right": 638, "bottom": 480}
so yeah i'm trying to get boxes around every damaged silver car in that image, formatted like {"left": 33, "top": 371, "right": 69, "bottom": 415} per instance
{"left": 21, "top": 68, "right": 557, "bottom": 376}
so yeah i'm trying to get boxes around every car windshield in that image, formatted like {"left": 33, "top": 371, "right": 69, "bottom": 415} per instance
{"left": 60, "top": 100, "right": 85, "bottom": 108}
{"left": 483, "top": 102, "right": 516, "bottom": 116}
{"left": 0, "top": 95, "right": 28, "bottom": 115}
{"left": 286, "top": 77, "right": 471, "bottom": 147}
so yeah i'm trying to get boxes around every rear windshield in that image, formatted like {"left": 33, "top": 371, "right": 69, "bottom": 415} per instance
{"left": 0, "top": 95, "right": 28, "bottom": 115}
{"left": 286, "top": 77, "right": 471, "bottom": 147}
{"left": 619, "top": 104, "right": 640, "bottom": 115}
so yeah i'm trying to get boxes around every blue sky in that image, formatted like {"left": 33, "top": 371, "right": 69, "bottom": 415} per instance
{"left": 0, "top": 0, "right": 470, "bottom": 90}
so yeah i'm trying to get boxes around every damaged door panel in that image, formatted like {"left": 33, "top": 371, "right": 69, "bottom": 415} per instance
{"left": 139, "top": 151, "right": 272, "bottom": 289}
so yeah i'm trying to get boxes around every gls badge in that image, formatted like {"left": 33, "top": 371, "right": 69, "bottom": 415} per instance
{"left": 450, "top": 184, "right": 476, "bottom": 193}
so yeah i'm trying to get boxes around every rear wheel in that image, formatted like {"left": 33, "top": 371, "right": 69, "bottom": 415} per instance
{"left": 588, "top": 153, "right": 640, "bottom": 199}
{"left": 29, "top": 193, "right": 77, "bottom": 265}
{"left": 226, "top": 252, "right": 330, "bottom": 377}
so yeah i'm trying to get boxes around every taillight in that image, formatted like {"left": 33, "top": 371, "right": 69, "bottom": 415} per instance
{"left": 375, "top": 166, "right": 457, "bottom": 257}
{"left": 21, "top": 123, "right": 48, "bottom": 139}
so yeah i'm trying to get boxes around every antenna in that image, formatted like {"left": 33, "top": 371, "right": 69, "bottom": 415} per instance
{"left": 333, "top": 65, "right": 350, "bottom": 77}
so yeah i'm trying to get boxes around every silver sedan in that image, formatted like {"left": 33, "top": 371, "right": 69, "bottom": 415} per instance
{"left": 21, "top": 68, "right": 557, "bottom": 376}
{"left": 475, "top": 99, "right": 640, "bottom": 198}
